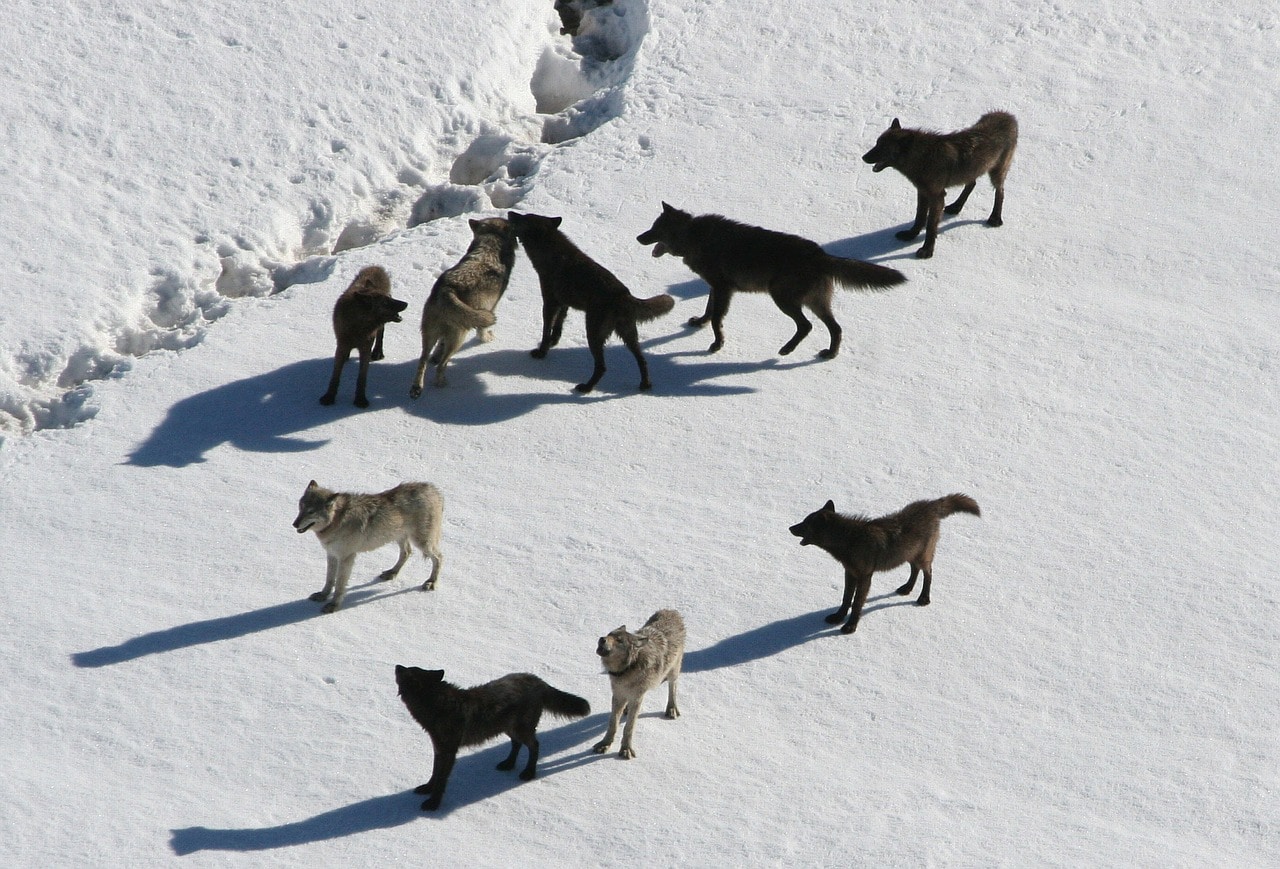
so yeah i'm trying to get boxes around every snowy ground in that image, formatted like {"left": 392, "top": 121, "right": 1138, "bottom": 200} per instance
{"left": 2, "top": 0, "right": 1277, "bottom": 866}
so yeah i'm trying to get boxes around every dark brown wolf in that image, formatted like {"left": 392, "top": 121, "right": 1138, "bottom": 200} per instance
{"left": 410, "top": 217, "right": 517, "bottom": 398}
{"left": 789, "top": 494, "right": 980, "bottom": 634}
{"left": 319, "top": 265, "right": 409, "bottom": 407}
{"left": 636, "top": 203, "right": 906, "bottom": 357}
{"left": 862, "top": 111, "right": 1017, "bottom": 259}
{"left": 508, "top": 211, "right": 675, "bottom": 393}
{"left": 394, "top": 665, "right": 590, "bottom": 811}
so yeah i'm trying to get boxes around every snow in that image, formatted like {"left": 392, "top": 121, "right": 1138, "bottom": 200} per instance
{"left": 1, "top": 0, "right": 1277, "bottom": 865}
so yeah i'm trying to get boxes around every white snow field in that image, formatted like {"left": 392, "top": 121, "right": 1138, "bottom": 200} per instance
{"left": 1, "top": 0, "right": 1277, "bottom": 866}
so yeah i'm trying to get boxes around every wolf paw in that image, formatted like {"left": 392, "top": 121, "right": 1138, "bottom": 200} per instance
{"left": 420, "top": 580, "right": 436, "bottom": 591}
{"left": 686, "top": 316, "right": 708, "bottom": 328}
{"left": 896, "top": 228, "right": 922, "bottom": 241}
{"left": 519, "top": 769, "right": 537, "bottom": 781}
{"left": 496, "top": 758, "right": 516, "bottom": 771}
{"left": 321, "top": 602, "right": 339, "bottom": 614}
{"left": 414, "top": 782, "right": 435, "bottom": 795}
{"left": 309, "top": 591, "right": 329, "bottom": 602}
{"left": 915, "top": 247, "right": 934, "bottom": 260}
{"left": 840, "top": 621, "right": 858, "bottom": 634}
{"left": 665, "top": 707, "right": 680, "bottom": 719}
{"left": 824, "top": 612, "right": 845, "bottom": 624}
{"left": 409, "top": 385, "right": 423, "bottom": 399}
{"left": 592, "top": 740, "right": 612, "bottom": 754}
{"left": 319, "top": 393, "right": 336, "bottom": 406}
{"left": 818, "top": 348, "right": 838, "bottom": 360}
{"left": 574, "top": 382, "right": 595, "bottom": 393}
{"left": 354, "top": 395, "right": 370, "bottom": 408}
{"left": 618, "top": 747, "right": 635, "bottom": 760}
{"left": 377, "top": 570, "right": 398, "bottom": 582}
{"left": 531, "top": 347, "right": 548, "bottom": 359}
{"left": 420, "top": 796, "right": 441, "bottom": 811}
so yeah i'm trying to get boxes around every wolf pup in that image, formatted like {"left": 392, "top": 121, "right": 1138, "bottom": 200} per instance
{"left": 410, "top": 217, "right": 518, "bottom": 398}
{"left": 636, "top": 203, "right": 905, "bottom": 357}
{"left": 293, "top": 480, "right": 443, "bottom": 613}
{"left": 862, "top": 111, "right": 1018, "bottom": 259}
{"left": 395, "top": 665, "right": 590, "bottom": 811}
{"left": 790, "top": 494, "right": 980, "bottom": 634}
{"left": 593, "top": 608, "right": 685, "bottom": 759}
{"left": 319, "top": 265, "right": 409, "bottom": 407}
{"left": 508, "top": 211, "right": 675, "bottom": 393}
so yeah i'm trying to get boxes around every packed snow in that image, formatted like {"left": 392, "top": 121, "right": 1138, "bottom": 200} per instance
{"left": 1, "top": 0, "right": 1277, "bottom": 865}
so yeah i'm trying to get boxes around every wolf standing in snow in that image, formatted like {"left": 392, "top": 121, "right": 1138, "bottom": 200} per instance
{"left": 292, "top": 480, "right": 443, "bottom": 613}
{"left": 319, "top": 265, "right": 409, "bottom": 407}
{"left": 410, "top": 217, "right": 518, "bottom": 398}
{"left": 593, "top": 609, "right": 685, "bottom": 759}
{"left": 395, "top": 665, "right": 590, "bottom": 811}
{"left": 635, "top": 203, "right": 906, "bottom": 357}
{"left": 789, "top": 494, "right": 980, "bottom": 634}
{"left": 861, "top": 111, "right": 1018, "bottom": 259}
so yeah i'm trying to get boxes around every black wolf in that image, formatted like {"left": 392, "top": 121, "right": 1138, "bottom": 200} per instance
{"left": 508, "top": 211, "right": 674, "bottom": 392}
{"left": 862, "top": 111, "right": 1018, "bottom": 258}
{"left": 319, "top": 265, "right": 409, "bottom": 407}
{"left": 394, "top": 665, "right": 590, "bottom": 811}
{"left": 636, "top": 203, "right": 905, "bottom": 356}
{"left": 789, "top": 494, "right": 980, "bottom": 633}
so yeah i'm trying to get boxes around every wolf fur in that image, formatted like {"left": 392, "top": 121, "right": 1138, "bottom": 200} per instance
{"left": 593, "top": 608, "right": 685, "bottom": 759}
{"left": 292, "top": 480, "right": 444, "bottom": 613}
{"left": 410, "top": 217, "right": 517, "bottom": 398}
{"left": 508, "top": 211, "right": 675, "bottom": 393}
{"left": 395, "top": 665, "right": 590, "bottom": 811}
{"left": 789, "top": 494, "right": 980, "bottom": 634}
{"left": 319, "top": 265, "right": 409, "bottom": 407}
{"left": 861, "top": 111, "right": 1018, "bottom": 259}
{"left": 636, "top": 203, "right": 906, "bottom": 357}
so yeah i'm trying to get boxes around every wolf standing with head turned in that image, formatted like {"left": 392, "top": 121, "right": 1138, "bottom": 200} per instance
{"left": 593, "top": 608, "right": 685, "bottom": 759}
{"left": 319, "top": 265, "right": 409, "bottom": 407}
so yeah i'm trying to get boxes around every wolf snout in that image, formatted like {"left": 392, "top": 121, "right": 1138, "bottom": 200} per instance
{"left": 788, "top": 523, "right": 810, "bottom": 543}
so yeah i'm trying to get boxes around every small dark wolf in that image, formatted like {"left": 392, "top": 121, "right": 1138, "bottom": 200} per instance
{"left": 508, "top": 211, "right": 675, "bottom": 393}
{"left": 320, "top": 265, "right": 409, "bottom": 407}
{"left": 395, "top": 665, "right": 590, "bottom": 811}
{"left": 411, "top": 217, "right": 517, "bottom": 398}
{"left": 862, "top": 111, "right": 1018, "bottom": 259}
{"left": 636, "top": 203, "right": 906, "bottom": 356}
{"left": 789, "top": 494, "right": 980, "bottom": 634}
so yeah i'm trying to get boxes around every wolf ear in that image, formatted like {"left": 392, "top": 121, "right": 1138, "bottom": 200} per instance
{"left": 615, "top": 625, "right": 627, "bottom": 634}
{"left": 661, "top": 201, "right": 674, "bottom": 213}
{"left": 890, "top": 118, "right": 901, "bottom": 130}
{"left": 550, "top": 216, "right": 563, "bottom": 228}
{"left": 822, "top": 499, "right": 836, "bottom": 512}
{"left": 469, "top": 218, "right": 481, "bottom": 230}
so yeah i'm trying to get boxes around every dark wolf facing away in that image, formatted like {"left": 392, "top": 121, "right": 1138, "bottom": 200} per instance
{"left": 395, "top": 665, "right": 590, "bottom": 811}
{"left": 319, "top": 265, "right": 409, "bottom": 407}
{"left": 293, "top": 480, "right": 443, "bottom": 613}
{"left": 862, "top": 111, "right": 1018, "bottom": 259}
{"left": 593, "top": 608, "right": 685, "bottom": 759}
{"left": 636, "top": 203, "right": 905, "bottom": 357}
{"left": 508, "top": 210, "right": 675, "bottom": 393}
{"left": 411, "top": 217, "right": 517, "bottom": 398}
{"left": 789, "top": 494, "right": 980, "bottom": 634}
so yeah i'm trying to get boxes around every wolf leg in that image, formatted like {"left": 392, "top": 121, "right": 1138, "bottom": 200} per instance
{"left": 772, "top": 291, "right": 813, "bottom": 356}
{"left": 433, "top": 331, "right": 468, "bottom": 387}
{"left": 705, "top": 285, "right": 734, "bottom": 352}
{"left": 378, "top": 540, "right": 411, "bottom": 582}
{"left": 352, "top": 344, "right": 372, "bottom": 408}
{"left": 322, "top": 555, "right": 357, "bottom": 613}
{"left": 310, "top": 554, "right": 340, "bottom": 602}
{"left": 319, "top": 345, "right": 351, "bottom": 405}
{"left": 617, "top": 698, "right": 642, "bottom": 759}
{"left": 895, "top": 564, "right": 919, "bottom": 596}
{"left": 593, "top": 694, "right": 626, "bottom": 754}
{"left": 410, "top": 344, "right": 432, "bottom": 399}
{"left": 420, "top": 547, "right": 442, "bottom": 591}
{"left": 496, "top": 737, "right": 522, "bottom": 771}
{"left": 617, "top": 321, "right": 653, "bottom": 390}
{"left": 371, "top": 325, "right": 386, "bottom": 362}
{"left": 917, "top": 190, "right": 946, "bottom": 259}
{"left": 945, "top": 181, "right": 977, "bottom": 215}
{"left": 665, "top": 675, "right": 680, "bottom": 719}
{"left": 575, "top": 314, "right": 608, "bottom": 393}
{"left": 916, "top": 564, "right": 933, "bottom": 606}
{"left": 532, "top": 302, "right": 567, "bottom": 358}
{"left": 987, "top": 184, "right": 1005, "bottom": 227}
{"left": 841, "top": 572, "right": 874, "bottom": 634}
{"left": 417, "top": 746, "right": 457, "bottom": 811}
{"left": 825, "top": 568, "right": 857, "bottom": 624}
{"left": 896, "top": 190, "right": 928, "bottom": 241}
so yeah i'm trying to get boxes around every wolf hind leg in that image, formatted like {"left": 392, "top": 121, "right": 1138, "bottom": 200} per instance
{"left": 378, "top": 540, "right": 411, "bottom": 582}
{"left": 617, "top": 320, "right": 653, "bottom": 390}
{"left": 665, "top": 675, "right": 680, "bottom": 719}
{"left": 433, "top": 331, "right": 468, "bottom": 387}
{"left": 945, "top": 181, "right": 977, "bottom": 215}
{"left": 895, "top": 564, "right": 920, "bottom": 596}
{"left": 772, "top": 290, "right": 813, "bottom": 356}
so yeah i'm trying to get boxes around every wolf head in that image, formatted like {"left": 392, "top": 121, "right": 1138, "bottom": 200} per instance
{"left": 597, "top": 626, "right": 640, "bottom": 673}
{"left": 862, "top": 119, "right": 908, "bottom": 173}
{"left": 635, "top": 201, "right": 691, "bottom": 258}
{"left": 506, "top": 210, "right": 562, "bottom": 244}
{"left": 789, "top": 500, "right": 838, "bottom": 546}
{"left": 395, "top": 664, "right": 446, "bottom": 699}
{"left": 293, "top": 480, "right": 339, "bottom": 534}
{"left": 469, "top": 216, "right": 516, "bottom": 249}
{"left": 340, "top": 266, "right": 408, "bottom": 324}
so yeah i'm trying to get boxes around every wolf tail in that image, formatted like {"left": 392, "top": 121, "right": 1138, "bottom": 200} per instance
{"left": 542, "top": 687, "right": 591, "bottom": 719}
{"left": 630, "top": 293, "right": 677, "bottom": 323}
{"left": 443, "top": 290, "right": 498, "bottom": 329}
{"left": 937, "top": 493, "right": 981, "bottom": 518}
{"left": 826, "top": 256, "right": 907, "bottom": 291}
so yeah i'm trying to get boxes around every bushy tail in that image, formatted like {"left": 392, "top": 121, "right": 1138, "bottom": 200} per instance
{"left": 937, "top": 493, "right": 981, "bottom": 518}
{"left": 631, "top": 293, "right": 676, "bottom": 323}
{"left": 826, "top": 256, "right": 907, "bottom": 291}
{"left": 543, "top": 687, "right": 590, "bottom": 719}
{"left": 443, "top": 290, "right": 498, "bottom": 329}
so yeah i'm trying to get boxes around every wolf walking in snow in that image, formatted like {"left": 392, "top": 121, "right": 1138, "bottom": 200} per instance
{"left": 319, "top": 265, "right": 409, "bottom": 407}
{"left": 593, "top": 609, "right": 685, "bottom": 759}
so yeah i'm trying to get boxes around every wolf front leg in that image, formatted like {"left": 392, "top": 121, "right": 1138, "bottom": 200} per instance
{"left": 310, "top": 554, "right": 340, "bottom": 604}
{"left": 321, "top": 554, "right": 357, "bottom": 613}
{"left": 593, "top": 693, "right": 626, "bottom": 756}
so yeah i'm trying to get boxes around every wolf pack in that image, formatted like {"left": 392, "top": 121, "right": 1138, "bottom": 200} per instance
{"left": 294, "top": 109, "right": 1012, "bottom": 810}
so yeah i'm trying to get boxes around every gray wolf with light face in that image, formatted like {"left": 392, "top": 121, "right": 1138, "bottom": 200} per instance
{"left": 636, "top": 203, "right": 905, "bottom": 357}
{"left": 862, "top": 111, "right": 1018, "bottom": 259}
{"left": 789, "top": 494, "right": 980, "bottom": 634}
{"left": 320, "top": 265, "right": 409, "bottom": 407}
{"left": 593, "top": 608, "right": 685, "bottom": 759}
{"left": 292, "top": 480, "right": 443, "bottom": 613}
{"left": 410, "top": 217, "right": 517, "bottom": 398}
{"left": 395, "top": 665, "right": 590, "bottom": 811}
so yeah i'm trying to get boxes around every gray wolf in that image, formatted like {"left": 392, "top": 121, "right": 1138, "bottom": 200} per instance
{"left": 789, "top": 494, "right": 980, "bottom": 634}
{"left": 636, "top": 203, "right": 906, "bottom": 356}
{"left": 319, "top": 265, "right": 409, "bottom": 407}
{"left": 861, "top": 111, "right": 1018, "bottom": 259}
{"left": 508, "top": 211, "right": 675, "bottom": 393}
{"left": 593, "top": 608, "right": 685, "bottom": 759}
{"left": 292, "top": 480, "right": 443, "bottom": 613}
{"left": 395, "top": 665, "right": 590, "bottom": 811}
{"left": 554, "top": 0, "right": 613, "bottom": 36}
{"left": 410, "top": 217, "right": 517, "bottom": 398}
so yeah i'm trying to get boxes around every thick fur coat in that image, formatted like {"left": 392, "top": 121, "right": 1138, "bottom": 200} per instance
{"left": 593, "top": 608, "right": 685, "bottom": 759}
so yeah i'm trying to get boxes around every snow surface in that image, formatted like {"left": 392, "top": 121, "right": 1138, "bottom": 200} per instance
{"left": 2, "top": 0, "right": 1277, "bottom": 865}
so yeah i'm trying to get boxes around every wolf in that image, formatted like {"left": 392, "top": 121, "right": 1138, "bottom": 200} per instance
{"left": 292, "top": 480, "right": 443, "bottom": 613}
{"left": 319, "top": 265, "right": 409, "bottom": 407}
{"left": 636, "top": 203, "right": 906, "bottom": 357}
{"left": 508, "top": 211, "right": 675, "bottom": 393}
{"left": 789, "top": 494, "right": 980, "bottom": 634}
{"left": 410, "top": 217, "right": 518, "bottom": 398}
{"left": 861, "top": 111, "right": 1018, "bottom": 259}
{"left": 395, "top": 665, "right": 590, "bottom": 811}
{"left": 593, "top": 608, "right": 685, "bottom": 759}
